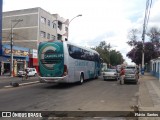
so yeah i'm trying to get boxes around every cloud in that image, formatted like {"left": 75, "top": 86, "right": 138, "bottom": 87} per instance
{"left": 3, "top": 0, "right": 160, "bottom": 64}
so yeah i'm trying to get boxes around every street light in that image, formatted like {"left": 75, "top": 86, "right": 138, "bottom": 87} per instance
{"left": 69, "top": 14, "right": 82, "bottom": 25}
{"left": 52, "top": 14, "right": 82, "bottom": 41}
{"left": 10, "top": 19, "right": 23, "bottom": 77}
{"left": 67, "top": 14, "right": 82, "bottom": 41}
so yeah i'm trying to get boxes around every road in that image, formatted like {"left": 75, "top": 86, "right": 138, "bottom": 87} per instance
{"left": 0, "top": 77, "right": 139, "bottom": 119}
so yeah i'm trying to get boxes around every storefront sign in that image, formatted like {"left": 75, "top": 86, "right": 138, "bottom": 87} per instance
{"left": 30, "top": 49, "right": 37, "bottom": 58}
{"left": 2, "top": 44, "right": 29, "bottom": 57}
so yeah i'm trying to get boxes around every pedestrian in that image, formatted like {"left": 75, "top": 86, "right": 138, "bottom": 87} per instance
{"left": 25, "top": 69, "right": 29, "bottom": 80}
{"left": 120, "top": 66, "right": 125, "bottom": 85}
{"left": 136, "top": 65, "right": 140, "bottom": 79}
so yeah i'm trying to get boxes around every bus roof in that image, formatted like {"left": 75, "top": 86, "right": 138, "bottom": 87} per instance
{"left": 64, "top": 41, "right": 99, "bottom": 55}
{"left": 39, "top": 40, "right": 99, "bottom": 55}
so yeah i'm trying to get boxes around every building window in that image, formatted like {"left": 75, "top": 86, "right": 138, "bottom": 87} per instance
{"left": 52, "top": 23, "right": 56, "bottom": 29}
{"left": 51, "top": 35, "right": 56, "bottom": 40}
{"left": 41, "top": 16, "right": 46, "bottom": 24}
{"left": 65, "top": 27, "right": 68, "bottom": 32}
{"left": 58, "top": 21, "right": 62, "bottom": 30}
{"left": 47, "top": 33, "right": 50, "bottom": 39}
{"left": 48, "top": 20, "right": 50, "bottom": 26}
{"left": 57, "top": 34, "right": 62, "bottom": 40}
{"left": 40, "top": 31, "right": 46, "bottom": 38}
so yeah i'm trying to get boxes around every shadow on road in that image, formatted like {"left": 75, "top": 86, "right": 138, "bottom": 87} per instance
{"left": 41, "top": 78, "right": 98, "bottom": 89}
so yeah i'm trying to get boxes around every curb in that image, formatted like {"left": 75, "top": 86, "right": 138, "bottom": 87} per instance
{"left": 3, "top": 81, "right": 40, "bottom": 88}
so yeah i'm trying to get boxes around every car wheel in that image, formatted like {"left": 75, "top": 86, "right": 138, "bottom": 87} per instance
{"left": 34, "top": 73, "right": 37, "bottom": 77}
{"left": 78, "top": 73, "right": 84, "bottom": 85}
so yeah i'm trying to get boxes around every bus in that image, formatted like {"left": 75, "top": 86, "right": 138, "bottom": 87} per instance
{"left": 38, "top": 40, "right": 102, "bottom": 84}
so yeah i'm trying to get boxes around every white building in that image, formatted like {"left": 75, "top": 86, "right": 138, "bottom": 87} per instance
{"left": 150, "top": 57, "right": 160, "bottom": 81}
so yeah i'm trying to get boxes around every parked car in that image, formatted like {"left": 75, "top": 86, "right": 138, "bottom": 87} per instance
{"left": 124, "top": 69, "right": 138, "bottom": 84}
{"left": 17, "top": 70, "right": 26, "bottom": 77}
{"left": 125, "top": 65, "right": 136, "bottom": 70}
{"left": 17, "top": 68, "right": 37, "bottom": 77}
{"left": 103, "top": 68, "right": 118, "bottom": 80}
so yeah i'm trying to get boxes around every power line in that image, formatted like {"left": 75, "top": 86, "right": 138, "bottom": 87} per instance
{"left": 146, "top": 0, "right": 152, "bottom": 31}
{"left": 141, "top": 0, "right": 152, "bottom": 69}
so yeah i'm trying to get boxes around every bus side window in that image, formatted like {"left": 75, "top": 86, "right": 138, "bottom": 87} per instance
{"left": 68, "top": 45, "right": 73, "bottom": 54}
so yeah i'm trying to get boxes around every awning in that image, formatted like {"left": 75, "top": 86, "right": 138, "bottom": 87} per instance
{"left": 0, "top": 56, "right": 8, "bottom": 62}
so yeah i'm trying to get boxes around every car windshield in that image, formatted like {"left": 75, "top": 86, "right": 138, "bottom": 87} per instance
{"left": 125, "top": 69, "right": 135, "bottom": 74}
{"left": 105, "top": 69, "right": 116, "bottom": 72}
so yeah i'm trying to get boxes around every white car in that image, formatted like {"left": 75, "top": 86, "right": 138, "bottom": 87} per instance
{"left": 17, "top": 68, "right": 37, "bottom": 77}
{"left": 103, "top": 69, "right": 118, "bottom": 80}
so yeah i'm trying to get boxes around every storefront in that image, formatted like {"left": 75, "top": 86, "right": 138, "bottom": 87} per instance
{"left": 29, "top": 49, "right": 38, "bottom": 73}
{"left": 0, "top": 44, "right": 29, "bottom": 76}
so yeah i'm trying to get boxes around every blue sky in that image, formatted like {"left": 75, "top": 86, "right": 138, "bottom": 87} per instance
{"left": 3, "top": 0, "right": 160, "bottom": 64}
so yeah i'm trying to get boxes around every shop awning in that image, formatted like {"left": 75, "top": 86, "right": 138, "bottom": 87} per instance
{"left": 0, "top": 56, "right": 8, "bottom": 62}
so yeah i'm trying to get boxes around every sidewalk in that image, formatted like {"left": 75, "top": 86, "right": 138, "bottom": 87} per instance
{"left": 0, "top": 75, "right": 39, "bottom": 89}
{"left": 138, "top": 72, "right": 160, "bottom": 120}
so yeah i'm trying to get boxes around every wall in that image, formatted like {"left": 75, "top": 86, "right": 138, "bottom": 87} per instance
{"left": 2, "top": 8, "right": 39, "bottom": 49}
{"left": 150, "top": 58, "right": 160, "bottom": 80}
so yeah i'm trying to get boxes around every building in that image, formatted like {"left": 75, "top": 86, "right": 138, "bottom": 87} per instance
{"left": 1, "top": 7, "right": 69, "bottom": 76}
{"left": 1, "top": 44, "right": 29, "bottom": 76}
{"left": 150, "top": 57, "right": 160, "bottom": 81}
{"left": 2, "top": 7, "right": 69, "bottom": 49}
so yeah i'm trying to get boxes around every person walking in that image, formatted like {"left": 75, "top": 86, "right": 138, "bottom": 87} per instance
{"left": 136, "top": 65, "right": 140, "bottom": 80}
{"left": 25, "top": 69, "right": 29, "bottom": 80}
{"left": 120, "top": 66, "right": 125, "bottom": 85}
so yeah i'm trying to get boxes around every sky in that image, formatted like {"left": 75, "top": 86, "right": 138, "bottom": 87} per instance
{"left": 3, "top": 0, "right": 160, "bottom": 65}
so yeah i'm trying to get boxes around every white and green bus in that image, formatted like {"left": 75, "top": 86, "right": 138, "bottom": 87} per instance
{"left": 38, "top": 40, "right": 102, "bottom": 84}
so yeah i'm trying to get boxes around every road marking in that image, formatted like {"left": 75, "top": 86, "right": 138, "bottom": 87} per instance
{"left": 4, "top": 85, "right": 12, "bottom": 88}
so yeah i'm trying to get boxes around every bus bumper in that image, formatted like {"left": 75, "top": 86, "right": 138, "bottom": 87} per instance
{"left": 39, "top": 76, "right": 68, "bottom": 83}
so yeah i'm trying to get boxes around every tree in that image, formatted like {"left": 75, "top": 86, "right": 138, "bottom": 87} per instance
{"left": 93, "top": 41, "right": 124, "bottom": 66}
{"left": 127, "top": 29, "right": 140, "bottom": 46}
{"left": 146, "top": 27, "right": 160, "bottom": 53}
{"left": 110, "top": 50, "right": 124, "bottom": 66}
{"left": 127, "top": 27, "right": 160, "bottom": 64}
{"left": 147, "top": 27, "right": 160, "bottom": 43}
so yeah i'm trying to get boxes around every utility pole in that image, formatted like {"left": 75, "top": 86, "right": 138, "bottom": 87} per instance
{"left": 10, "top": 19, "right": 23, "bottom": 77}
{"left": 141, "top": 0, "right": 152, "bottom": 73}
{"left": 142, "top": 23, "right": 145, "bottom": 70}
{"left": 10, "top": 22, "right": 13, "bottom": 77}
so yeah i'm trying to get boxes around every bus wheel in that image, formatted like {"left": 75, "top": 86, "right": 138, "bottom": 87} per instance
{"left": 78, "top": 74, "right": 84, "bottom": 85}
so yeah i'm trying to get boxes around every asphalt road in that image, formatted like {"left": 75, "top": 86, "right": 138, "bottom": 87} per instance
{"left": 0, "top": 77, "right": 139, "bottom": 119}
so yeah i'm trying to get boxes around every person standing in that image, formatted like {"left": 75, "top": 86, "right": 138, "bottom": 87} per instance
{"left": 120, "top": 67, "right": 125, "bottom": 85}
{"left": 25, "top": 69, "right": 29, "bottom": 80}
{"left": 136, "top": 65, "right": 140, "bottom": 79}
